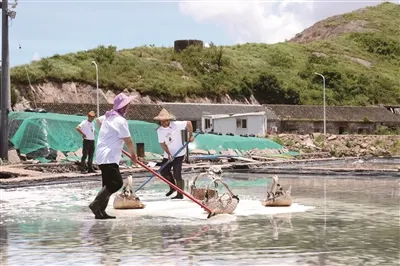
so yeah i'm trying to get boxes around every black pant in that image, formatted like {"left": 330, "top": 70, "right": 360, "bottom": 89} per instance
{"left": 81, "top": 139, "right": 95, "bottom": 170}
{"left": 160, "top": 156, "right": 185, "bottom": 181}
{"left": 99, "top": 163, "right": 123, "bottom": 194}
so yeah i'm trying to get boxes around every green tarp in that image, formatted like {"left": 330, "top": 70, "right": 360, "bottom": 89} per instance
{"left": 8, "top": 112, "right": 288, "bottom": 160}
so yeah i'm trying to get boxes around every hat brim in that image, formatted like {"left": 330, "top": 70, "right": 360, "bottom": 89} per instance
{"left": 153, "top": 115, "right": 176, "bottom": 121}
{"left": 115, "top": 95, "right": 137, "bottom": 110}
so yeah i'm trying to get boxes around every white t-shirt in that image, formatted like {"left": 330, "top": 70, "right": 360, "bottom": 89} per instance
{"left": 157, "top": 121, "right": 187, "bottom": 159}
{"left": 98, "top": 115, "right": 106, "bottom": 124}
{"left": 78, "top": 120, "right": 95, "bottom": 140}
{"left": 96, "top": 115, "right": 131, "bottom": 165}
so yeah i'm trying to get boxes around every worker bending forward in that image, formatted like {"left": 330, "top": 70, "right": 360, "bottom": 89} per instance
{"left": 89, "top": 93, "right": 137, "bottom": 219}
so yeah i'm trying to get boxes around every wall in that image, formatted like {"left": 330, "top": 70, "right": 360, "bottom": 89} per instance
{"left": 204, "top": 115, "right": 265, "bottom": 135}
{"left": 278, "top": 120, "right": 398, "bottom": 134}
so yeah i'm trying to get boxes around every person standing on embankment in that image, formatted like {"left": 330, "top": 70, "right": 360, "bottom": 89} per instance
{"left": 76, "top": 111, "right": 97, "bottom": 174}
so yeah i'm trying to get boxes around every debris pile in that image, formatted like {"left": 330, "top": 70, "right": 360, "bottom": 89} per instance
{"left": 274, "top": 133, "right": 400, "bottom": 157}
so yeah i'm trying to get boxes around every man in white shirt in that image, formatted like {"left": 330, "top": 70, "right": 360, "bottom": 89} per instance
{"left": 89, "top": 93, "right": 138, "bottom": 219}
{"left": 154, "top": 108, "right": 194, "bottom": 199}
{"left": 76, "top": 111, "right": 97, "bottom": 173}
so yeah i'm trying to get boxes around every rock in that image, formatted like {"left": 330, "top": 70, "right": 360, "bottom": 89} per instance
{"left": 22, "top": 159, "right": 40, "bottom": 164}
{"left": 19, "top": 153, "right": 27, "bottom": 161}
{"left": 56, "top": 151, "right": 66, "bottom": 162}
{"left": 312, "top": 52, "right": 327, "bottom": 57}
{"left": 220, "top": 149, "right": 237, "bottom": 156}
{"left": 170, "top": 61, "right": 184, "bottom": 71}
{"left": 327, "top": 135, "right": 337, "bottom": 141}
{"left": 360, "top": 143, "right": 368, "bottom": 149}
{"left": 370, "top": 146, "right": 376, "bottom": 151}
{"left": 302, "top": 138, "right": 316, "bottom": 148}
{"left": 7, "top": 150, "right": 20, "bottom": 164}
{"left": 312, "top": 133, "right": 323, "bottom": 139}
{"left": 191, "top": 149, "right": 208, "bottom": 155}
{"left": 74, "top": 148, "right": 83, "bottom": 158}
{"left": 208, "top": 149, "right": 217, "bottom": 155}
{"left": 227, "top": 149, "right": 237, "bottom": 156}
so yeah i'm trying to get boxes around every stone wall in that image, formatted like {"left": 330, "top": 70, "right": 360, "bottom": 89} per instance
{"left": 279, "top": 120, "right": 397, "bottom": 135}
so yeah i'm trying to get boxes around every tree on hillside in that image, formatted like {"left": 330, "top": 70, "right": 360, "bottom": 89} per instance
{"left": 242, "top": 73, "right": 300, "bottom": 104}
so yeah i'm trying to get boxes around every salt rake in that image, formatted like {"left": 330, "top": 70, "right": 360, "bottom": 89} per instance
{"left": 122, "top": 150, "right": 217, "bottom": 219}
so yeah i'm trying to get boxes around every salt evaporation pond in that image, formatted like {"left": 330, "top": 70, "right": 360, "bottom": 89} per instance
{"left": 0, "top": 173, "right": 399, "bottom": 265}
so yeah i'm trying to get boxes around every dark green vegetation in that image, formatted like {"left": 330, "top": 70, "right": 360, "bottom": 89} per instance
{"left": 10, "top": 2, "right": 400, "bottom": 105}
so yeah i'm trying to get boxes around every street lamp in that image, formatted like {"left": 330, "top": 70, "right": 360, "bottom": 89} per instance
{"left": 315, "top": 72, "right": 326, "bottom": 136}
{"left": 91, "top": 61, "right": 99, "bottom": 117}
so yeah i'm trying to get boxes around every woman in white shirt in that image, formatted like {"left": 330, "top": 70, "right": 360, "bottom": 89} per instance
{"left": 89, "top": 93, "right": 138, "bottom": 219}
{"left": 154, "top": 108, "right": 194, "bottom": 199}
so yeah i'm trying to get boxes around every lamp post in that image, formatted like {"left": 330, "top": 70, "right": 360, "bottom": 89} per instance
{"left": 315, "top": 72, "right": 326, "bottom": 136}
{"left": 91, "top": 61, "right": 99, "bottom": 117}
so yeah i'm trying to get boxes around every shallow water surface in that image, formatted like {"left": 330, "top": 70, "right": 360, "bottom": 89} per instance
{"left": 0, "top": 174, "right": 399, "bottom": 266}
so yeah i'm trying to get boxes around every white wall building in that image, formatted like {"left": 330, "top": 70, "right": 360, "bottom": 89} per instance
{"left": 201, "top": 112, "right": 266, "bottom": 136}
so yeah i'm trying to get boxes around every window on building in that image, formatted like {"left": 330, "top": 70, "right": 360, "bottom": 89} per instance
{"left": 205, "top": 119, "right": 211, "bottom": 129}
{"left": 236, "top": 118, "right": 247, "bottom": 129}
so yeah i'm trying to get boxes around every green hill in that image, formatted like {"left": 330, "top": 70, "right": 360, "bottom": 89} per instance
{"left": 10, "top": 2, "right": 400, "bottom": 106}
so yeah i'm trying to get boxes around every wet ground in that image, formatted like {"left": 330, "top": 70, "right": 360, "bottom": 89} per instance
{"left": 1, "top": 171, "right": 399, "bottom": 266}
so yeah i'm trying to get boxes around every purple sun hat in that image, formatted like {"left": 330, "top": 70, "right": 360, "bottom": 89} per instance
{"left": 113, "top": 93, "right": 136, "bottom": 110}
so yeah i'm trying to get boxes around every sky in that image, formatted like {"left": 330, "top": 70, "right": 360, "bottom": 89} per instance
{"left": 4, "top": 0, "right": 397, "bottom": 66}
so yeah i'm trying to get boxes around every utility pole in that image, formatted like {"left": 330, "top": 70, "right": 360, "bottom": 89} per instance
{"left": 315, "top": 72, "right": 326, "bottom": 136}
{"left": 0, "top": 0, "right": 10, "bottom": 161}
{"left": 0, "top": 0, "right": 16, "bottom": 160}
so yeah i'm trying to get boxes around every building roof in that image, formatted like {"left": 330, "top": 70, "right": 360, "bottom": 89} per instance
{"left": 204, "top": 112, "right": 266, "bottom": 119}
{"left": 160, "top": 103, "right": 277, "bottom": 121}
{"left": 36, "top": 103, "right": 163, "bottom": 122}
{"left": 265, "top": 104, "right": 400, "bottom": 123}
{"left": 36, "top": 103, "right": 277, "bottom": 122}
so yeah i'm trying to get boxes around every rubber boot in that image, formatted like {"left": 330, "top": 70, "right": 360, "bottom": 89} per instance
{"left": 100, "top": 196, "right": 116, "bottom": 219}
{"left": 88, "top": 167, "right": 97, "bottom": 174}
{"left": 80, "top": 160, "right": 88, "bottom": 174}
{"left": 165, "top": 172, "right": 176, "bottom": 197}
{"left": 87, "top": 162, "right": 97, "bottom": 173}
{"left": 171, "top": 180, "right": 184, "bottom": 200}
{"left": 89, "top": 186, "right": 112, "bottom": 219}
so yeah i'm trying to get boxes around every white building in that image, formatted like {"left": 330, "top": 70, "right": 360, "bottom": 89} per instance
{"left": 201, "top": 112, "right": 266, "bottom": 136}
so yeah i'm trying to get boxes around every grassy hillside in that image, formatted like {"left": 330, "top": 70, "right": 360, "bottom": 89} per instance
{"left": 11, "top": 2, "right": 400, "bottom": 106}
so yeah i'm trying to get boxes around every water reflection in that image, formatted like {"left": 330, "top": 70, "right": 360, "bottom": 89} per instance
{"left": 270, "top": 213, "right": 293, "bottom": 240}
{"left": 0, "top": 223, "right": 8, "bottom": 266}
{"left": 86, "top": 222, "right": 122, "bottom": 266}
